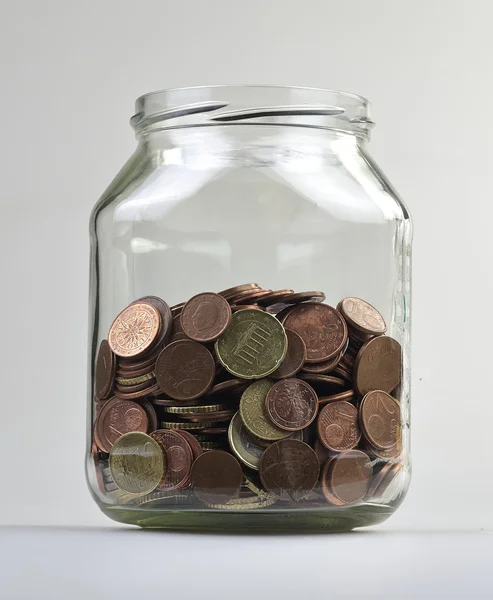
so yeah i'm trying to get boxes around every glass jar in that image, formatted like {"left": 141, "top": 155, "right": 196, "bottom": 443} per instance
{"left": 86, "top": 86, "right": 412, "bottom": 532}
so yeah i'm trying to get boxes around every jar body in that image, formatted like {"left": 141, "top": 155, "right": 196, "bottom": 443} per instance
{"left": 86, "top": 88, "right": 411, "bottom": 531}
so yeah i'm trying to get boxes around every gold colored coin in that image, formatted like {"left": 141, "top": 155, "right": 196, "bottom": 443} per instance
{"left": 115, "top": 372, "right": 155, "bottom": 385}
{"left": 215, "top": 310, "right": 287, "bottom": 379}
{"left": 135, "top": 490, "right": 189, "bottom": 506}
{"left": 205, "top": 495, "right": 277, "bottom": 510}
{"left": 109, "top": 432, "right": 165, "bottom": 495}
{"left": 163, "top": 404, "right": 228, "bottom": 415}
{"left": 239, "top": 380, "right": 291, "bottom": 441}
{"left": 160, "top": 421, "right": 215, "bottom": 430}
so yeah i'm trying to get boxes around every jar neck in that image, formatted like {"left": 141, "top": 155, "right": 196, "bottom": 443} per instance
{"left": 139, "top": 125, "right": 365, "bottom": 170}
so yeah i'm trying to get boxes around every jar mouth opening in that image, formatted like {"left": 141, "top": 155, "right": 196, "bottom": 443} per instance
{"left": 131, "top": 85, "right": 374, "bottom": 139}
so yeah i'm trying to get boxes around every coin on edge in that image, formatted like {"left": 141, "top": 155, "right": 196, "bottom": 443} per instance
{"left": 240, "top": 379, "right": 291, "bottom": 441}
{"left": 150, "top": 429, "right": 193, "bottom": 490}
{"left": 317, "top": 401, "right": 361, "bottom": 452}
{"left": 266, "top": 378, "right": 318, "bottom": 431}
{"left": 322, "top": 450, "right": 372, "bottom": 505}
{"left": 95, "top": 339, "right": 116, "bottom": 401}
{"left": 191, "top": 450, "right": 243, "bottom": 505}
{"left": 354, "top": 336, "right": 402, "bottom": 395}
{"left": 271, "top": 329, "right": 306, "bottom": 379}
{"left": 155, "top": 340, "right": 215, "bottom": 401}
{"left": 338, "top": 297, "right": 386, "bottom": 336}
{"left": 360, "top": 390, "right": 401, "bottom": 449}
{"left": 109, "top": 432, "right": 164, "bottom": 495}
{"left": 283, "top": 303, "right": 347, "bottom": 363}
{"left": 95, "top": 397, "right": 149, "bottom": 453}
{"left": 259, "top": 439, "right": 319, "bottom": 502}
{"left": 180, "top": 292, "right": 232, "bottom": 343}
{"left": 108, "top": 302, "right": 162, "bottom": 358}
{"left": 215, "top": 309, "right": 287, "bottom": 379}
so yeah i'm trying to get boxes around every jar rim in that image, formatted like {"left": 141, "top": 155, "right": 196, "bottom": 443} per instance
{"left": 131, "top": 85, "right": 374, "bottom": 139}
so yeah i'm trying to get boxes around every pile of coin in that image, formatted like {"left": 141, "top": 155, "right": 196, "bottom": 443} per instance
{"left": 92, "top": 284, "right": 404, "bottom": 509}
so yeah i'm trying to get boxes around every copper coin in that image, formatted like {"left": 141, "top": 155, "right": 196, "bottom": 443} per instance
{"left": 150, "top": 429, "right": 193, "bottom": 490}
{"left": 155, "top": 340, "right": 215, "bottom": 401}
{"left": 219, "top": 283, "right": 261, "bottom": 299}
{"left": 271, "top": 329, "right": 306, "bottom": 379}
{"left": 115, "top": 378, "right": 156, "bottom": 393}
{"left": 195, "top": 426, "right": 229, "bottom": 435}
{"left": 108, "top": 302, "right": 162, "bottom": 358}
{"left": 191, "top": 450, "right": 243, "bottom": 504}
{"left": 231, "top": 304, "right": 265, "bottom": 312}
{"left": 279, "top": 291, "right": 326, "bottom": 305}
{"left": 118, "top": 351, "right": 159, "bottom": 371}
{"left": 91, "top": 441, "right": 106, "bottom": 493}
{"left": 332, "top": 365, "right": 352, "bottom": 382}
{"left": 171, "top": 302, "right": 185, "bottom": 315}
{"left": 139, "top": 399, "right": 158, "bottom": 432}
{"left": 95, "top": 340, "right": 116, "bottom": 401}
{"left": 171, "top": 313, "right": 184, "bottom": 337}
{"left": 301, "top": 352, "right": 342, "bottom": 374}
{"left": 276, "top": 305, "right": 297, "bottom": 323}
{"left": 259, "top": 439, "right": 319, "bottom": 502}
{"left": 319, "top": 390, "right": 355, "bottom": 405}
{"left": 372, "top": 461, "right": 404, "bottom": 499}
{"left": 95, "top": 398, "right": 149, "bottom": 453}
{"left": 132, "top": 295, "right": 173, "bottom": 346}
{"left": 114, "top": 382, "right": 159, "bottom": 400}
{"left": 174, "top": 430, "right": 203, "bottom": 462}
{"left": 180, "top": 292, "right": 232, "bottom": 343}
{"left": 313, "top": 440, "right": 331, "bottom": 465}
{"left": 228, "top": 289, "right": 273, "bottom": 304}
{"left": 266, "top": 379, "right": 318, "bottom": 431}
{"left": 323, "top": 450, "right": 372, "bottom": 505}
{"left": 317, "top": 401, "right": 361, "bottom": 452}
{"left": 284, "top": 303, "right": 348, "bottom": 363}
{"left": 360, "top": 390, "right": 400, "bottom": 449}
{"left": 151, "top": 396, "right": 199, "bottom": 407}
{"left": 180, "top": 410, "right": 236, "bottom": 422}
{"left": 338, "top": 297, "right": 386, "bottom": 336}
{"left": 298, "top": 373, "right": 346, "bottom": 395}
{"left": 354, "top": 336, "right": 402, "bottom": 395}
{"left": 255, "top": 289, "right": 295, "bottom": 306}
{"left": 364, "top": 437, "right": 402, "bottom": 459}
{"left": 116, "top": 363, "right": 155, "bottom": 378}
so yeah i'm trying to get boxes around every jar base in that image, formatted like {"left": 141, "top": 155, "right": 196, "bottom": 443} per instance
{"left": 101, "top": 503, "right": 395, "bottom": 532}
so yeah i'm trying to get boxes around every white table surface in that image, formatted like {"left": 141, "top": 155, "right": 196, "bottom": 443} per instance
{"left": 0, "top": 527, "right": 492, "bottom": 599}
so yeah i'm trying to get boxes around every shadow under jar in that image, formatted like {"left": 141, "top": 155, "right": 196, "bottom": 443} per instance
{"left": 86, "top": 85, "right": 412, "bottom": 532}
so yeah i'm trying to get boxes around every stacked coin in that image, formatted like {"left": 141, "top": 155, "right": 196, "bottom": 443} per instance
{"left": 92, "top": 285, "right": 404, "bottom": 509}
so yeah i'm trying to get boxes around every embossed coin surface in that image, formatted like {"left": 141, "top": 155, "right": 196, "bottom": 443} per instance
{"left": 317, "top": 401, "right": 361, "bottom": 452}
{"left": 95, "top": 339, "right": 115, "bottom": 401}
{"left": 215, "top": 309, "right": 287, "bottom": 379}
{"left": 228, "top": 411, "right": 267, "bottom": 470}
{"left": 322, "top": 450, "right": 372, "bottom": 505}
{"left": 360, "top": 390, "right": 400, "bottom": 449}
{"left": 108, "top": 302, "right": 161, "bottom": 358}
{"left": 354, "top": 336, "right": 402, "bottom": 395}
{"left": 338, "top": 297, "right": 386, "bottom": 336}
{"left": 132, "top": 295, "right": 173, "bottom": 346}
{"left": 150, "top": 429, "right": 193, "bottom": 490}
{"left": 109, "top": 432, "right": 164, "bottom": 495}
{"left": 191, "top": 450, "right": 243, "bottom": 505}
{"left": 155, "top": 340, "right": 215, "bottom": 400}
{"left": 239, "top": 380, "right": 291, "bottom": 441}
{"left": 259, "top": 439, "right": 319, "bottom": 501}
{"left": 271, "top": 329, "right": 306, "bottom": 379}
{"left": 180, "top": 292, "right": 232, "bottom": 343}
{"left": 284, "top": 303, "right": 347, "bottom": 363}
{"left": 175, "top": 430, "right": 203, "bottom": 462}
{"left": 266, "top": 378, "right": 318, "bottom": 431}
{"left": 95, "top": 397, "right": 148, "bottom": 453}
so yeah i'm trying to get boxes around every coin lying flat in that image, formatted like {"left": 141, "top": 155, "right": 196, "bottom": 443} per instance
{"left": 266, "top": 378, "right": 318, "bottom": 431}
{"left": 180, "top": 292, "right": 232, "bottom": 343}
{"left": 95, "top": 340, "right": 116, "bottom": 401}
{"left": 317, "top": 401, "right": 361, "bottom": 452}
{"left": 191, "top": 450, "right": 243, "bottom": 505}
{"left": 155, "top": 340, "right": 215, "bottom": 401}
{"left": 109, "top": 432, "right": 164, "bottom": 495}
{"left": 259, "top": 439, "right": 319, "bottom": 502}
{"left": 360, "top": 390, "right": 400, "bottom": 450}
{"left": 354, "top": 336, "right": 402, "bottom": 395}
{"left": 284, "top": 303, "right": 347, "bottom": 363}
{"left": 240, "top": 380, "right": 291, "bottom": 441}
{"left": 215, "top": 309, "right": 287, "bottom": 379}
{"left": 108, "top": 302, "right": 162, "bottom": 358}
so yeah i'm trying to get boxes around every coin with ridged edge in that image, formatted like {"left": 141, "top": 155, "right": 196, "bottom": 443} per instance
{"left": 240, "top": 380, "right": 291, "bottom": 441}
{"left": 109, "top": 432, "right": 164, "bottom": 495}
{"left": 215, "top": 309, "right": 287, "bottom": 379}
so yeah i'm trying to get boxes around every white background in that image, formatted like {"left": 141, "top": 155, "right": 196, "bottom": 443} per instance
{"left": 0, "top": 0, "right": 491, "bottom": 531}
